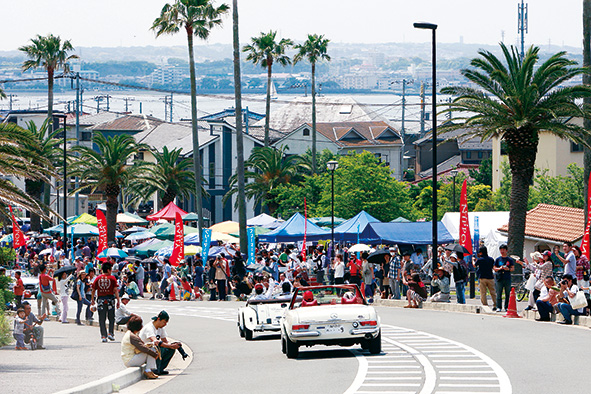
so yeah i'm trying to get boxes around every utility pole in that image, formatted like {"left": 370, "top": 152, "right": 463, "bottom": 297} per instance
{"left": 123, "top": 97, "right": 134, "bottom": 113}
{"left": 162, "top": 94, "right": 173, "bottom": 122}
{"left": 169, "top": 93, "right": 173, "bottom": 122}
{"left": 7, "top": 94, "right": 17, "bottom": 111}
{"left": 74, "top": 73, "right": 80, "bottom": 215}
{"left": 518, "top": 0, "right": 528, "bottom": 59}
{"left": 94, "top": 96, "right": 103, "bottom": 113}
{"left": 401, "top": 80, "right": 406, "bottom": 135}
{"left": 420, "top": 82, "right": 426, "bottom": 136}
{"left": 244, "top": 106, "right": 249, "bottom": 135}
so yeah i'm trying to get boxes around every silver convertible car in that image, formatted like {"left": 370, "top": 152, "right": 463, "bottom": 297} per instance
{"left": 280, "top": 285, "right": 381, "bottom": 358}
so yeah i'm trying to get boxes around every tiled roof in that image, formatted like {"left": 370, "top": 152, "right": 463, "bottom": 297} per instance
{"left": 498, "top": 204, "right": 584, "bottom": 243}
{"left": 414, "top": 126, "right": 492, "bottom": 151}
{"left": 310, "top": 121, "right": 402, "bottom": 148}
{"left": 89, "top": 114, "right": 165, "bottom": 132}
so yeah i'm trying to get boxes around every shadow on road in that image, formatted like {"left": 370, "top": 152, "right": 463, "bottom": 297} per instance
{"left": 295, "top": 348, "right": 360, "bottom": 360}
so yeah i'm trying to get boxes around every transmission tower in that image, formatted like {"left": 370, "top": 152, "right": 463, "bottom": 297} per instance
{"left": 518, "top": 0, "right": 528, "bottom": 59}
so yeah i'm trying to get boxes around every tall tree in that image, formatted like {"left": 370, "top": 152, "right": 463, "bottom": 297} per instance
{"left": 293, "top": 34, "right": 330, "bottom": 174}
{"left": 441, "top": 43, "right": 591, "bottom": 258}
{"left": 69, "top": 133, "right": 158, "bottom": 243}
{"left": 152, "top": 0, "right": 229, "bottom": 235}
{"left": 19, "top": 34, "right": 78, "bottom": 133}
{"left": 232, "top": 0, "right": 247, "bottom": 252}
{"left": 584, "top": 0, "right": 591, "bottom": 223}
{"left": 22, "top": 120, "right": 63, "bottom": 232}
{"left": 243, "top": 31, "right": 293, "bottom": 146}
{"left": 0, "top": 88, "right": 5, "bottom": 99}
{"left": 0, "top": 123, "right": 55, "bottom": 217}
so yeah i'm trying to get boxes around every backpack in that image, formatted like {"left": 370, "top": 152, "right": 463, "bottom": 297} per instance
{"left": 70, "top": 281, "right": 79, "bottom": 301}
{"left": 453, "top": 262, "right": 468, "bottom": 282}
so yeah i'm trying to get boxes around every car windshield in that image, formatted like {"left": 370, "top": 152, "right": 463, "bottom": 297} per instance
{"left": 291, "top": 285, "right": 365, "bottom": 309}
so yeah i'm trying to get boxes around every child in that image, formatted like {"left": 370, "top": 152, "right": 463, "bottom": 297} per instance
{"left": 181, "top": 277, "right": 193, "bottom": 300}
{"left": 14, "top": 308, "right": 26, "bottom": 350}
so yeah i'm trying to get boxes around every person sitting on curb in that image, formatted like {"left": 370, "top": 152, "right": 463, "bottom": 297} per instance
{"left": 116, "top": 294, "right": 132, "bottom": 326}
{"left": 403, "top": 273, "right": 428, "bottom": 308}
{"left": 556, "top": 274, "right": 583, "bottom": 325}
{"left": 427, "top": 269, "right": 450, "bottom": 303}
{"left": 139, "top": 310, "right": 180, "bottom": 376}
{"left": 535, "top": 276, "right": 560, "bottom": 322}
{"left": 121, "top": 314, "right": 160, "bottom": 380}
{"left": 22, "top": 301, "right": 46, "bottom": 349}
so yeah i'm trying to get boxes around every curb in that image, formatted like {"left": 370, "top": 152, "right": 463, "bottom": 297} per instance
{"left": 54, "top": 367, "right": 144, "bottom": 394}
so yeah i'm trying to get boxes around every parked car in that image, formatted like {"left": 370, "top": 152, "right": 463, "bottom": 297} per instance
{"left": 7, "top": 270, "right": 38, "bottom": 298}
{"left": 280, "top": 284, "right": 381, "bottom": 358}
{"left": 237, "top": 295, "right": 293, "bottom": 340}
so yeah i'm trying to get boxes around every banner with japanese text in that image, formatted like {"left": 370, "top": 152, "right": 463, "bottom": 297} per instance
{"left": 459, "top": 179, "right": 473, "bottom": 255}
{"left": 169, "top": 212, "right": 184, "bottom": 266}
{"left": 247, "top": 227, "right": 256, "bottom": 265}
{"left": 201, "top": 228, "right": 212, "bottom": 261}
{"left": 96, "top": 209, "right": 108, "bottom": 260}
{"left": 581, "top": 172, "right": 591, "bottom": 258}
{"left": 9, "top": 206, "right": 25, "bottom": 249}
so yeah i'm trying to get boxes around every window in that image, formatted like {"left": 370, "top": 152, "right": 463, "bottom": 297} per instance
{"left": 81, "top": 131, "right": 92, "bottom": 141}
{"left": 466, "top": 151, "right": 472, "bottom": 159}
{"left": 500, "top": 141, "right": 508, "bottom": 156}
{"left": 136, "top": 152, "right": 144, "bottom": 161}
{"left": 303, "top": 128, "right": 310, "bottom": 136}
{"left": 571, "top": 142, "right": 583, "bottom": 152}
{"left": 478, "top": 151, "right": 483, "bottom": 159}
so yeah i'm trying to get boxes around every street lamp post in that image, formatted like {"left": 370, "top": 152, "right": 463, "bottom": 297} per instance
{"left": 327, "top": 160, "right": 339, "bottom": 261}
{"left": 450, "top": 169, "right": 458, "bottom": 211}
{"left": 414, "top": 22, "right": 438, "bottom": 265}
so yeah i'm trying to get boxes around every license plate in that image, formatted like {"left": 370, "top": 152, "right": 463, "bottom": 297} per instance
{"left": 325, "top": 324, "right": 344, "bottom": 333}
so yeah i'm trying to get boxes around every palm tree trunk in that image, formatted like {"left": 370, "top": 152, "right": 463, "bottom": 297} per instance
{"left": 25, "top": 179, "right": 43, "bottom": 232}
{"left": 265, "top": 60, "right": 272, "bottom": 147}
{"left": 106, "top": 192, "right": 118, "bottom": 244}
{"left": 311, "top": 62, "right": 317, "bottom": 174}
{"left": 47, "top": 67, "right": 54, "bottom": 133}
{"left": 161, "top": 188, "right": 176, "bottom": 209}
{"left": 186, "top": 26, "right": 204, "bottom": 236}
{"left": 583, "top": 0, "right": 591, "bottom": 224}
{"left": 233, "top": 0, "right": 248, "bottom": 253}
{"left": 506, "top": 133, "right": 538, "bottom": 260}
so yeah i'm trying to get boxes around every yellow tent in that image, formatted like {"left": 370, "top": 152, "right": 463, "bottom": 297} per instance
{"left": 71, "top": 213, "right": 97, "bottom": 225}
{"left": 209, "top": 220, "right": 239, "bottom": 234}
{"left": 184, "top": 245, "right": 202, "bottom": 256}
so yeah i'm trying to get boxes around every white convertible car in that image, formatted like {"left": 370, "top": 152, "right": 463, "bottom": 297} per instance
{"left": 280, "top": 285, "right": 381, "bottom": 358}
{"left": 237, "top": 296, "right": 294, "bottom": 340}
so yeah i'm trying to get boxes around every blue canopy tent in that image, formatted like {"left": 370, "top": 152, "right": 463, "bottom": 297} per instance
{"left": 360, "top": 222, "right": 454, "bottom": 245}
{"left": 333, "top": 211, "right": 381, "bottom": 242}
{"left": 258, "top": 213, "right": 330, "bottom": 243}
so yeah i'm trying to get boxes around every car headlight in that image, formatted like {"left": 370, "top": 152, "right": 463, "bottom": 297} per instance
{"left": 352, "top": 322, "right": 359, "bottom": 328}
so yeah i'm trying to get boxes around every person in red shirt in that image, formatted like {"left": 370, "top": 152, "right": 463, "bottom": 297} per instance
{"left": 13, "top": 271, "right": 25, "bottom": 308}
{"left": 91, "top": 262, "right": 120, "bottom": 343}
{"left": 347, "top": 254, "right": 362, "bottom": 286}
{"left": 38, "top": 265, "right": 60, "bottom": 320}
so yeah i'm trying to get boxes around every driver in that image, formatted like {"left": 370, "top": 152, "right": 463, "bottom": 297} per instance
{"left": 249, "top": 282, "right": 273, "bottom": 301}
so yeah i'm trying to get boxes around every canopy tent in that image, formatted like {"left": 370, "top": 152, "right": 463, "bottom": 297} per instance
{"left": 124, "top": 231, "right": 156, "bottom": 241}
{"left": 117, "top": 212, "right": 149, "bottom": 225}
{"left": 71, "top": 213, "right": 97, "bottom": 225}
{"left": 391, "top": 216, "right": 411, "bottom": 223}
{"left": 247, "top": 213, "right": 279, "bottom": 227}
{"left": 182, "top": 212, "right": 200, "bottom": 221}
{"left": 45, "top": 223, "right": 99, "bottom": 237}
{"left": 130, "top": 239, "right": 173, "bottom": 256}
{"left": 146, "top": 202, "right": 188, "bottom": 221}
{"left": 441, "top": 211, "right": 510, "bottom": 241}
{"left": 230, "top": 226, "right": 270, "bottom": 238}
{"left": 184, "top": 232, "right": 239, "bottom": 245}
{"left": 150, "top": 223, "right": 198, "bottom": 240}
{"left": 310, "top": 217, "right": 346, "bottom": 227}
{"left": 264, "top": 220, "right": 285, "bottom": 230}
{"left": 258, "top": 213, "right": 330, "bottom": 243}
{"left": 360, "top": 222, "right": 454, "bottom": 245}
{"left": 333, "top": 211, "right": 381, "bottom": 242}
{"left": 121, "top": 226, "right": 147, "bottom": 234}
{"left": 209, "top": 220, "right": 239, "bottom": 234}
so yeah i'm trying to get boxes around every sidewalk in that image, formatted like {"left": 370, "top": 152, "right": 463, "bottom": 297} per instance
{"left": 0, "top": 316, "right": 123, "bottom": 394}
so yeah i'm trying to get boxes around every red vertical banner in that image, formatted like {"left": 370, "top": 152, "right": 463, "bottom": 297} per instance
{"left": 9, "top": 206, "right": 26, "bottom": 249}
{"left": 96, "top": 209, "right": 108, "bottom": 260}
{"left": 459, "top": 179, "right": 473, "bottom": 255}
{"left": 170, "top": 212, "right": 184, "bottom": 266}
{"left": 581, "top": 172, "right": 591, "bottom": 259}
{"left": 301, "top": 198, "right": 307, "bottom": 260}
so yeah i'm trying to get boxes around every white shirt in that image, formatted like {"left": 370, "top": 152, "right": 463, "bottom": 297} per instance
{"left": 115, "top": 302, "right": 131, "bottom": 321}
{"left": 564, "top": 251, "right": 577, "bottom": 277}
{"left": 564, "top": 284, "right": 584, "bottom": 313}
{"left": 58, "top": 278, "right": 70, "bottom": 297}
{"left": 334, "top": 261, "right": 345, "bottom": 278}
{"left": 139, "top": 320, "right": 168, "bottom": 343}
{"left": 411, "top": 253, "right": 424, "bottom": 267}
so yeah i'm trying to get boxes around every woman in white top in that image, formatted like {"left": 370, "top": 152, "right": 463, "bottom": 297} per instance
{"left": 57, "top": 271, "right": 71, "bottom": 324}
{"left": 333, "top": 254, "right": 345, "bottom": 285}
{"left": 121, "top": 314, "right": 160, "bottom": 379}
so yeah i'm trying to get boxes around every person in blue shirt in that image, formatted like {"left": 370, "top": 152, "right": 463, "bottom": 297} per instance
{"left": 493, "top": 244, "right": 515, "bottom": 311}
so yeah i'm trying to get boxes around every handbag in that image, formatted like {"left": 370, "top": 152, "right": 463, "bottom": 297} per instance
{"left": 525, "top": 273, "right": 537, "bottom": 292}
{"left": 568, "top": 290, "right": 588, "bottom": 309}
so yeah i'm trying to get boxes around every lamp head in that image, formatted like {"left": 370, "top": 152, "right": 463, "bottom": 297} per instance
{"left": 450, "top": 169, "right": 458, "bottom": 177}
{"left": 327, "top": 160, "right": 339, "bottom": 171}
{"left": 413, "top": 22, "right": 438, "bottom": 30}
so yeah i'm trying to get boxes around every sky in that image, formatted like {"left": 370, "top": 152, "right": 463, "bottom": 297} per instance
{"left": 0, "top": 0, "right": 584, "bottom": 52}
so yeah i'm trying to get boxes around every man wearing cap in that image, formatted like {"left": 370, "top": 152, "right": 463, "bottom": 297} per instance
{"left": 493, "top": 244, "right": 515, "bottom": 312}
{"left": 139, "top": 311, "right": 180, "bottom": 375}
{"left": 116, "top": 294, "right": 132, "bottom": 325}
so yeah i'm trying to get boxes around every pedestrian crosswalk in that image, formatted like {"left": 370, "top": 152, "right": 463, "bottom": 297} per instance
{"left": 134, "top": 302, "right": 237, "bottom": 322}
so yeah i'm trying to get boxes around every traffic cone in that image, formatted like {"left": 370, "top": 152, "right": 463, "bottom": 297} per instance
{"left": 169, "top": 282, "right": 177, "bottom": 301}
{"left": 503, "top": 287, "right": 521, "bottom": 318}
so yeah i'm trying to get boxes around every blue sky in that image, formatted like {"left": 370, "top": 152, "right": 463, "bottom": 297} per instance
{"left": 1, "top": 0, "right": 583, "bottom": 51}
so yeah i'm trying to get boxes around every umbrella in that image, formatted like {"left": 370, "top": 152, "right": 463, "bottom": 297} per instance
{"left": 182, "top": 212, "right": 200, "bottom": 221}
{"left": 71, "top": 213, "right": 98, "bottom": 225}
{"left": 246, "top": 263, "right": 274, "bottom": 274}
{"left": 155, "top": 246, "right": 173, "bottom": 258}
{"left": 35, "top": 233, "right": 53, "bottom": 239}
{"left": 122, "top": 226, "right": 147, "bottom": 234}
{"left": 184, "top": 245, "right": 202, "bottom": 256}
{"left": 125, "top": 231, "right": 156, "bottom": 241}
{"left": 39, "top": 248, "right": 53, "bottom": 256}
{"left": 97, "top": 248, "right": 129, "bottom": 259}
{"left": 348, "top": 243, "right": 372, "bottom": 253}
{"left": 367, "top": 248, "right": 391, "bottom": 264}
{"left": 123, "top": 256, "right": 141, "bottom": 263}
{"left": 445, "top": 243, "right": 470, "bottom": 255}
{"left": 117, "top": 212, "right": 149, "bottom": 225}
{"left": 53, "top": 266, "right": 76, "bottom": 278}
{"left": 209, "top": 221, "right": 239, "bottom": 234}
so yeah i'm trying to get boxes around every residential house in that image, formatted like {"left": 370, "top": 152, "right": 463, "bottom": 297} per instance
{"left": 274, "top": 121, "right": 404, "bottom": 180}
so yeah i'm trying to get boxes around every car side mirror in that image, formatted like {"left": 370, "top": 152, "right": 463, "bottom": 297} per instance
{"left": 281, "top": 303, "right": 287, "bottom": 308}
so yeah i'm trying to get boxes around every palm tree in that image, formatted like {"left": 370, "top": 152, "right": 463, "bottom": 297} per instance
{"left": 0, "top": 123, "right": 56, "bottom": 217}
{"left": 19, "top": 34, "right": 78, "bottom": 132}
{"left": 293, "top": 34, "right": 330, "bottom": 174}
{"left": 232, "top": 0, "right": 247, "bottom": 252}
{"left": 243, "top": 31, "right": 293, "bottom": 147}
{"left": 152, "top": 0, "right": 229, "bottom": 236}
{"left": 0, "top": 88, "right": 5, "bottom": 99}
{"left": 127, "top": 146, "right": 199, "bottom": 209}
{"left": 225, "top": 146, "right": 310, "bottom": 215}
{"left": 69, "top": 133, "right": 158, "bottom": 243}
{"left": 22, "top": 120, "right": 63, "bottom": 232}
{"left": 440, "top": 43, "right": 591, "bottom": 258}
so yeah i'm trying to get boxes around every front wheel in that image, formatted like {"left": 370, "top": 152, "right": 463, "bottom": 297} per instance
{"left": 285, "top": 335, "right": 299, "bottom": 359}
{"left": 281, "top": 336, "right": 287, "bottom": 354}
{"left": 244, "top": 327, "right": 253, "bottom": 341}
{"left": 516, "top": 283, "right": 528, "bottom": 302}
{"left": 238, "top": 324, "right": 245, "bottom": 338}
{"left": 368, "top": 331, "right": 381, "bottom": 355}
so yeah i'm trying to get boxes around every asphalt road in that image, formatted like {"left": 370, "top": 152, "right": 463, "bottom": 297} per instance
{"left": 116, "top": 299, "right": 591, "bottom": 394}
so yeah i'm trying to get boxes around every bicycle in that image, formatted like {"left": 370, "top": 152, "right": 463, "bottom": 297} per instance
{"left": 515, "top": 269, "right": 532, "bottom": 302}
